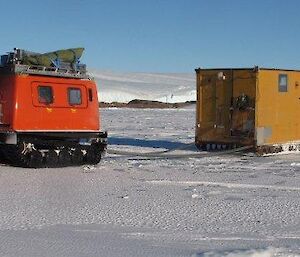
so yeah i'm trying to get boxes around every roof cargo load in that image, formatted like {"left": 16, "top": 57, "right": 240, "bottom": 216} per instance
{"left": 22, "top": 48, "right": 84, "bottom": 67}
{"left": 0, "top": 48, "right": 88, "bottom": 79}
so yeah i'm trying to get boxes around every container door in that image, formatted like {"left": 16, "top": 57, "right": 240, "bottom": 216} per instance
{"left": 197, "top": 70, "right": 233, "bottom": 140}
{"left": 215, "top": 72, "right": 233, "bottom": 133}
{"left": 200, "top": 74, "right": 216, "bottom": 124}
{"left": 230, "top": 70, "right": 256, "bottom": 138}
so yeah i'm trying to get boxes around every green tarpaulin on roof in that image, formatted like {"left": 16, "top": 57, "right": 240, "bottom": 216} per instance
{"left": 22, "top": 48, "right": 84, "bottom": 67}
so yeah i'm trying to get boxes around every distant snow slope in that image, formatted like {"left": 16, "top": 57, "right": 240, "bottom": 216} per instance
{"left": 88, "top": 69, "right": 196, "bottom": 103}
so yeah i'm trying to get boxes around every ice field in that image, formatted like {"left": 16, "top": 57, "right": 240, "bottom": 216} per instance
{"left": 0, "top": 107, "right": 299, "bottom": 257}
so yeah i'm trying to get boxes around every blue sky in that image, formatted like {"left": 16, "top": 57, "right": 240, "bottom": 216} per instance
{"left": 1, "top": 0, "right": 300, "bottom": 72}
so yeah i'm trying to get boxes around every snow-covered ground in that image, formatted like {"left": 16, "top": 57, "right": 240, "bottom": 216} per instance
{"left": 0, "top": 107, "right": 300, "bottom": 257}
{"left": 89, "top": 69, "right": 196, "bottom": 103}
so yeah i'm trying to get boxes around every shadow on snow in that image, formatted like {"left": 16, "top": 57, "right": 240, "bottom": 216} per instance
{"left": 108, "top": 136, "right": 196, "bottom": 151}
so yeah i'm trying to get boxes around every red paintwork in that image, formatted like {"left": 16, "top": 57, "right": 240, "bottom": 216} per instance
{"left": 0, "top": 74, "right": 100, "bottom": 132}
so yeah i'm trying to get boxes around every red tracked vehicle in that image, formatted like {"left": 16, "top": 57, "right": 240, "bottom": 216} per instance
{"left": 0, "top": 48, "right": 107, "bottom": 168}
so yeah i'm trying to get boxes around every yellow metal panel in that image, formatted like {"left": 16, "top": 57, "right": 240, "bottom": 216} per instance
{"left": 256, "top": 70, "right": 300, "bottom": 145}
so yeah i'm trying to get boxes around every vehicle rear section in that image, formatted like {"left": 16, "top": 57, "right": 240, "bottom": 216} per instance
{"left": 0, "top": 48, "right": 107, "bottom": 168}
{"left": 195, "top": 68, "right": 256, "bottom": 150}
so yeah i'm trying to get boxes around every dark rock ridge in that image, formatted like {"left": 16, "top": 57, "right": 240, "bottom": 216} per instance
{"left": 100, "top": 99, "right": 196, "bottom": 108}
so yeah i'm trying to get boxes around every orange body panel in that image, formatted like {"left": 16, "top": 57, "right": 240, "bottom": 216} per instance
{"left": 0, "top": 74, "right": 100, "bottom": 132}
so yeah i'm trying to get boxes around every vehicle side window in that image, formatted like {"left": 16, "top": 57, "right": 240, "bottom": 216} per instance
{"left": 38, "top": 86, "right": 53, "bottom": 104}
{"left": 88, "top": 88, "right": 93, "bottom": 102}
{"left": 278, "top": 74, "right": 288, "bottom": 92}
{"left": 68, "top": 88, "right": 82, "bottom": 105}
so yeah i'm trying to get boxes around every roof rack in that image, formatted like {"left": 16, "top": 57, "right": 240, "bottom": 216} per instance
{"left": 12, "top": 63, "right": 90, "bottom": 79}
{"left": 0, "top": 48, "right": 90, "bottom": 79}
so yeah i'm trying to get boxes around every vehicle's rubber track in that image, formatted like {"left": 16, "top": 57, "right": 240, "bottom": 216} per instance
{"left": 0, "top": 141, "right": 106, "bottom": 168}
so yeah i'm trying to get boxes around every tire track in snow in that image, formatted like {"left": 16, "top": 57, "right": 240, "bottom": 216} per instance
{"left": 122, "top": 232, "right": 300, "bottom": 241}
{"left": 147, "top": 180, "right": 300, "bottom": 192}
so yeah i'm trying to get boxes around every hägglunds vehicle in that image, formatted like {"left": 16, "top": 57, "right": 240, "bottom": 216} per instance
{"left": 0, "top": 48, "right": 107, "bottom": 167}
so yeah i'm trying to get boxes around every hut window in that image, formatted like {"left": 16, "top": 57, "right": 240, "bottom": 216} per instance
{"left": 278, "top": 74, "right": 288, "bottom": 92}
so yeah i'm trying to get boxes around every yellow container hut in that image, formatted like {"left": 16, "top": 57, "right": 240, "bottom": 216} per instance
{"left": 195, "top": 67, "right": 300, "bottom": 154}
